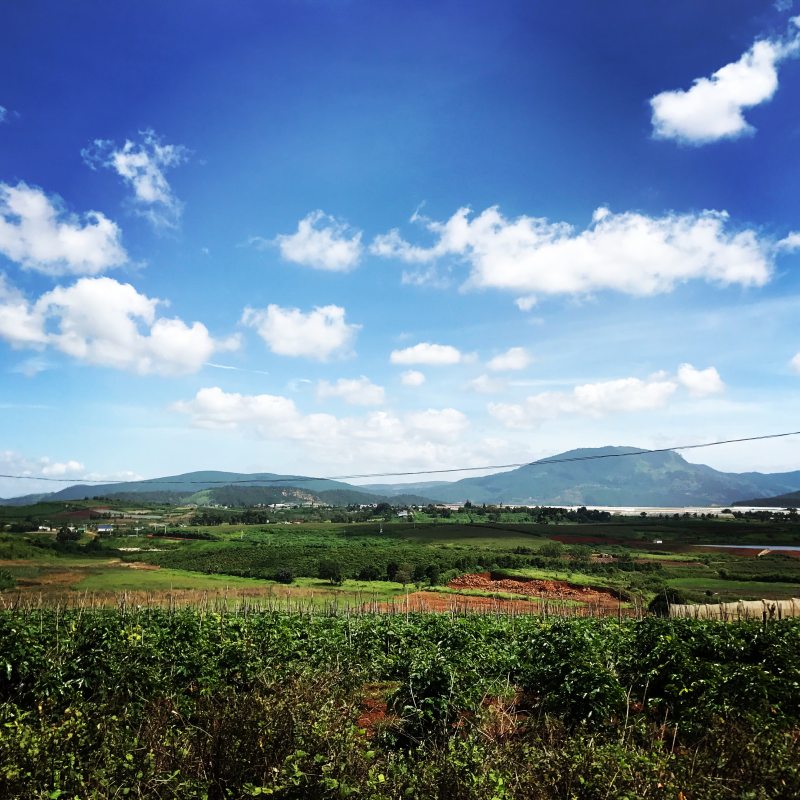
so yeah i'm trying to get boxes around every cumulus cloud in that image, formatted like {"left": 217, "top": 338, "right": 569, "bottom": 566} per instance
{"left": 372, "top": 206, "right": 774, "bottom": 298}
{"left": 390, "top": 342, "right": 463, "bottom": 365}
{"left": 242, "top": 304, "right": 360, "bottom": 360}
{"left": 0, "top": 275, "right": 237, "bottom": 375}
{"left": 83, "top": 129, "right": 189, "bottom": 229}
{"left": 676, "top": 363, "right": 726, "bottom": 396}
{"left": 791, "top": 352, "right": 800, "bottom": 373}
{"left": 317, "top": 376, "right": 385, "bottom": 406}
{"left": 0, "top": 182, "right": 126, "bottom": 276}
{"left": 173, "top": 386, "right": 482, "bottom": 471}
{"left": 400, "top": 369, "right": 426, "bottom": 387}
{"left": 650, "top": 18, "right": 800, "bottom": 144}
{"left": 0, "top": 106, "right": 6, "bottom": 124}
{"left": 274, "top": 210, "right": 363, "bottom": 271}
{"left": 487, "top": 364, "right": 725, "bottom": 428}
{"left": 489, "top": 375, "right": 678, "bottom": 428}
{"left": 487, "top": 346, "right": 532, "bottom": 372}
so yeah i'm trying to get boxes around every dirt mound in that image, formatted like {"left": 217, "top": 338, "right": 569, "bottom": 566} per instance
{"left": 447, "top": 573, "right": 621, "bottom": 604}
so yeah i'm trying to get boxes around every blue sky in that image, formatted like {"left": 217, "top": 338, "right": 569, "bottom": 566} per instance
{"left": 1, "top": 0, "right": 799, "bottom": 496}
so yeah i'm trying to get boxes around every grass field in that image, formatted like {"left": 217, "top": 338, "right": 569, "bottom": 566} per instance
{"left": 3, "top": 505, "right": 800, "bottom": 608}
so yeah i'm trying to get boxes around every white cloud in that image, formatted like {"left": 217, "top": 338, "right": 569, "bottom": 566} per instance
{"left": 515, "top": 295, "right": 537, "bottom": 311}
{"left": 468, "top": 374, "right": 507, "bottom": 394}
{"left": 83, "top": 129, "right": 189, "bottom": 229}
{"left": 400, "top": 369, "right": 426, "bottom": 387}
{"left": 390, "top": 342, "right": 462, "bottom": 365}
{"left": 0, "top": 450, "right": 87, "bottom": 498}
{"left": 0, "top": 275, "right": 237, "bottom": 375}
{"left": 173, "top": 386, "right": 483, "bottom": 472}
{"left": 406, "top": 408, "right": 469, "bottom": 440}
{"left": 373, "top": 206, "right": 774, "bottom": 298}
{"left": 317, "top": 376, "right": 385, "bottom": 406}
{"left": 0, "top": 106, "right": 6, "bottom": 124}
{"left": 677, "top": 363, "right": 726, "bottom": 396}
{"left": 12, "top": 356, "right": 53, "bottom": 377}
{"left": 650, "top": 18, "right": 800, "bottom": 144}
{"left": 489, "top": 374, "right": 680, "bottom": 428}
{"left": 0, "top": 182, "right": 126, "bottom": 276}
{"left": 776, "top": 232, "right": 800, "bottom": 251}
{"left": 487, "top": 346, "right": 532, "bottom": 372}
{"left": 40, "top": 458, "right": 85, "bottom": 477}
{"left": 0, "top": 274, "right": 49, "bottom": 346}
{"left": 791, "top": 352, "right": 800, "bottom": 373}
{"left": 275, "top": 210, "right": 362, "bottom": 271}
{"left": 242, "top": 304, "right": 360, "bottom": 360}
{"left": 488, "top": 365, "right": 728, "bottom": 428}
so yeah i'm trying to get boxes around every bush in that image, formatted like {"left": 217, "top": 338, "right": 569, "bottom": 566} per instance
{"left": 647, "top": 587, "right": 686, "bottom": 616}
{"left": 275, "top": 568, "right": 294, "bottom": 584}
{"left": 318, "top": 559, "right": 344, "bottom": 585}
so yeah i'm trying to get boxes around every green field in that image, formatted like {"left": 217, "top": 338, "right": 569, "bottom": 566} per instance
{"left": 2, "top": 500, "right": 800, "bottom": 608}
{"left": 1, "top": 608, "right": 799, "bottom": 799}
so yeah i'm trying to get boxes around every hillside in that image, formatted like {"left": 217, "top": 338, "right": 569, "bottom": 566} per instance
{"left": 0, "top": 473, "right": 434, "bottom": 508}
{"left": 3, "top": 449, "right": 800, "bottom": 508}
{"left": 428, "top": 447, "right": 800, "bottom": 506}
{"left": 733, "top": 490, "right": 800, "bottom": 508}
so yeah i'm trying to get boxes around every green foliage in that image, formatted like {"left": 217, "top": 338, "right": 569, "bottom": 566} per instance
{"left": 318, "top": 558, "right": 344, "bottom": 585}
{"left": 1, "top": 610, "right": 799, "bottom": 798}
{"left": 647, "top": 587, "right": 687, "bottom": 616}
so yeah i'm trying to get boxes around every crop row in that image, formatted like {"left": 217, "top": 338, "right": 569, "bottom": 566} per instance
{"left": 1, "top": 611, "right": 799, "bottom": 798}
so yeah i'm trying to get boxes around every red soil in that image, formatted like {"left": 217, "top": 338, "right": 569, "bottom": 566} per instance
{"left": 447, "top": 573, "right": 621, "bottom": 604}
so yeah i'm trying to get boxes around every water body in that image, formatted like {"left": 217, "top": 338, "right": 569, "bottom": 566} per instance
{"left": 698, "top": 545, "right": 800, "bottom": 552}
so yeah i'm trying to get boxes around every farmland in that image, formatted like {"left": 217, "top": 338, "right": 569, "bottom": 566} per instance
{"left": 2, "top": 500, "right": 800, "bottom": 609}
{"left": 1, "top": 607, "right": 799, "bottom": 798}
{"left": 2, "top": 501, "right": 800, "bottom": 796}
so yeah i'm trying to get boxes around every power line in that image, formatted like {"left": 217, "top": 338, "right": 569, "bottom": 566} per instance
{"left": 1, "top": 429, "right": 798, "bottom": 487}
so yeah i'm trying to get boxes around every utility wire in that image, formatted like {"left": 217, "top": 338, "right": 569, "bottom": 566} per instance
{"left": 0, "top": 429, "right": 798, "bottom": 486}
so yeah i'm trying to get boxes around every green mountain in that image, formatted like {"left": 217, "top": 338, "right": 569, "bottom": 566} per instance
{"left": 0, "top": 471, "right": 433, "bottom": 508}
{"left": 427, "top": 447, "right": 800, "bottom": 506}
{"left": 3, "top": 450, "right": 800, "bottom": 508}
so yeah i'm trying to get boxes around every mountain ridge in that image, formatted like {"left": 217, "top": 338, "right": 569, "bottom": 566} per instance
{"left": 2, "top": 447, "right": 800, "bottom": 507}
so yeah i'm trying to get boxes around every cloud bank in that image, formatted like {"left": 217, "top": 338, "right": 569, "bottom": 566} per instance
{"left": 489, "top": 364, "right": 724, "bottom": 428}
{"left": 373, "top": 206, "right": 773, "bottom": 298}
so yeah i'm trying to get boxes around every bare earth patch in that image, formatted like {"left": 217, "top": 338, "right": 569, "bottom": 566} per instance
{"left": 448, "top": 572, "right": 622, "bottom": 604}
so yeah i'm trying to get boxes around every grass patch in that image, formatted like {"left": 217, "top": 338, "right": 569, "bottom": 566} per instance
{"left": 668, "top": 576, "right": 800, "bottom": 601}
{"left": 76, "top": 566, "right": 269, "bottom": 592}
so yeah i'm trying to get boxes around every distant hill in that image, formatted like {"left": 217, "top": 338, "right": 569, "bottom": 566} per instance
{"left": 733, "top": 491, "right": 800, "bottom": 508}
{"left": 427, "top": 447, "right": 800, "bottom": 506}
{"left": 3, "top": 450, "right": 800, "bottom": 508}
{"left": 357, "top": 480, "right": 452, "bottom": 496}
{"left": 0, "top": 471, "right": 434, "bottom": 508}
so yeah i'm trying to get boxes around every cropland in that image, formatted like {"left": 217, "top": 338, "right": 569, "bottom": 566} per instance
{"left": 2, "top": 498, "right": 800, "bottom": 797}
